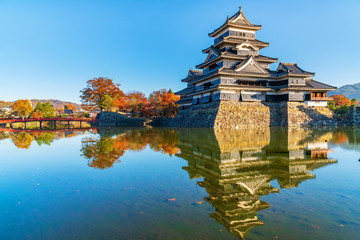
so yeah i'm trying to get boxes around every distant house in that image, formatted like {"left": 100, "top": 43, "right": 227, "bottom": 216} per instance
{"left": 1, "top": 107, "right": 12, "bottom": 113}
{"left": 64, "top": 109, "right": 73, "bottom": 114}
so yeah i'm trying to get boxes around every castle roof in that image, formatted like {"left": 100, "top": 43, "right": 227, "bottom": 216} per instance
{"left": 203, "top": 38, "right": 269, "bottom": 53}
{"left": 276, "top": 62, "right": 314, "bottom": 77}
{"left": 209, "top": 7, "right": 262, "bottom": 37}
{"left": 181, "top": 69, "right": 203, "bottom": 82}
{"left": 196, "top": 53, "right": 277, "bottom": 69}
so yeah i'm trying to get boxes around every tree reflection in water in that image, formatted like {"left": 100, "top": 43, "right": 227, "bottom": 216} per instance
{"left": 10, "top": 132, "right": 56, "bottom": 149}
{"left": 1, "top": 129, "right": 88, "bottom": 149}
{"left": 11, "top": 132, "right": 34, "bottom": 149}
{"left": 80, "top": 128, "right": 180, "bottom": 169}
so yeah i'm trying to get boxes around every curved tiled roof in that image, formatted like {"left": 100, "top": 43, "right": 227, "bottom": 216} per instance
{"left": 209, "top": 7, "right": 262, "bottom": 37}
{"left": 276, "top": 62, "right": 314, "bottom": 77}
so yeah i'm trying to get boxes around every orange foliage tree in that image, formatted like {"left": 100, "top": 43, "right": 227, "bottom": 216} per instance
{"left": 331, "top": 94, "right": 351, "bottom": 107}
{"left": 80, "top": 77, "right": 126, "bottom": 111}
{"left": 65, "top": 104, "right": 75, "bottom": 111}
{"left": 12, "top": 100, "right": 33, "bottom": 120}
{"left": 30, "top": 111, "right": 43, "bottom": 119}
{"left": 145, "top": 89, "right": 180, "bottom": 118}
{"left": 126, "top": 91, "right": 149, "bottom": 115}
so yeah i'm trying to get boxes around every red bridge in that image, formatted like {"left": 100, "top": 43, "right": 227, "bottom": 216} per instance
{"left": 0, "top": 117, "right": 98, "bottom": 129}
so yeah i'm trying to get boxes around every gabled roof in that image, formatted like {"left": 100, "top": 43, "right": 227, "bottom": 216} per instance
{"left": 276, "top": 63, "right": 314, "bottom": 77}
{"left": 223, "top": 52, "right": 278, "bottom": 63}
{"left": 204, "top": 46, "right": 221, "bottom": 62}
{"left": 234, "top": 56, "right": 268, "bottom": 74}
{"left": 209, "top": 7, "right": 262, "bottom": 37}
{"left": 196, "top": 52, "right": 278, "bottom": 69}
{"left": 275, "top": 79, "right": 337, "bottom": 91}
{"left": 214, "top": 37, "right": 269, "bottom": 50}
{"left": 203, "top": 38, "right": 269, "bottom": 53}
{"left": 306, "top": 79, "right": 337, "bottom": 90}
{"left": 181, "top": 69, "right": 203, "bottom": 82}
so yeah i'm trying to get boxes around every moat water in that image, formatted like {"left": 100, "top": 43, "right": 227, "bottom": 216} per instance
{"left": 0, "top": 127, "right": 359, "bottom": 240}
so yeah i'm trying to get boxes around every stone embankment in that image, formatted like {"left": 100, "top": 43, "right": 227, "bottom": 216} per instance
{"left": 96, "top": 102, "right": 359, "bottom": 129}
{"left": 96, "top": 112, "right": 149, "bottom": 127}
{"left": 286, "top": 102, "right": 338, "bottom": 127}
{"left": 345, "top": 105, "right": 360, "bottom": 126}
{"left": 169, "top": 101, "right": 338, "bottom": 129}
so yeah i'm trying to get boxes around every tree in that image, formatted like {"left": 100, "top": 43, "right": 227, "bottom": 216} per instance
{"left": 100, "top": 95, "right": 114, "bottom": 111}
{"left": 147, "top": 89, "right": 180, "bottom": 118}
{"left": 331, "top": 94, "right": 351, "bottom": 107}
{"left": 12, "top": 100, "right": 33, "bottom": 120}
{"left": 64, "top": 104, "right": 75, "bottom": 111}
{"left": 351, "top": 98, "right": 358, "bottom": 105}
{"left": 80, "top": 77, "right": 126, "bottom": 111}
{"left": 34, "top": 102, "right": 56, "bottom": 118}
{"left": 126, "top": 91, "right": 149, "bottom": 115}
{"left": 30, "top": 111, "right": 43, "bottom": 119}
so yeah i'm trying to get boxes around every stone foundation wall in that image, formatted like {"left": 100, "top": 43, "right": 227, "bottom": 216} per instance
{"left": 286, "top": 102, "right": 337, "bottom": 127}
{"left": 170, "top": 102, "right": 220, "bottom": 128}
{"left": 97, "top": 102, "right": 339, "bottom": 128}
{"left": 214, "top": 101, "right": 284, "bottom": 129}
{"left": 97, "top": 112, "right": 148, "bottom": 127}
{"left": 170, "top": 101, "right": 337, "bottom": 128}
{"left": 345, "top": 106, "right": 360, "bottom": 126}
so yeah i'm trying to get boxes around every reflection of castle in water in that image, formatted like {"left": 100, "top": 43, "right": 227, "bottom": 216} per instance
{"left": 176, "top": 128, "right": 337, "bottom": 239}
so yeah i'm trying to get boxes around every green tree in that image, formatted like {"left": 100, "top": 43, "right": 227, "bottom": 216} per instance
{"left": 12, "top": 100, "right": 33, "bottom": 120}
{"left": 351, "top": 98, "right": 358, "bottom": 105}
{"left": 34, "top": 102, "right": 56, "bottom": 118}
{"left": 100, "top": 95, "right": 114, "bottom": 112}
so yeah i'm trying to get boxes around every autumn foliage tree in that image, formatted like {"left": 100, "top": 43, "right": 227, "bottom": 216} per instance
{"left": 146, "top": 89, "right": 180, "bottom": 118}
{"left": 126, "top": 91, "right": 149, "bottom": 115}
{"left": 328, "top": 94, "right": 353, "bottom": 115}
{"left": 331, "top": 94, "right": 351, "bottom": 107}
{"left": 80, "top": 77, "right": 126, "bottom": 111}
{"left": 64, "top": 104, "right": 75, "bottom": 111}
{"left": 12, "top": 100, "right": 33, "bottom": 120}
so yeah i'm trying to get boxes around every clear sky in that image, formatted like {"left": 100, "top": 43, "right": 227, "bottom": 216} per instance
{"left": 1, "top": 0, "right": 359, "bottom": 103}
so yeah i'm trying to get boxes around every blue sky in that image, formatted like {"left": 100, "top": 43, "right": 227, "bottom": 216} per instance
{"left": 0, "top": 0, "right": 359, "bottom": 103}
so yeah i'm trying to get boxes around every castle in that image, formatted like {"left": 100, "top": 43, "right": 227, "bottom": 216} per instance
{"left": 174, "top": 7, "right": 337, "bottom": 128}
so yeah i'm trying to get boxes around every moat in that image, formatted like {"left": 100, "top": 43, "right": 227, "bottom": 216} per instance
{"left": 0, "top": 127, "right": 359, "bottom": 240}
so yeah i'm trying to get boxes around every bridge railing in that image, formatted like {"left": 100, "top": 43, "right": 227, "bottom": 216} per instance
{"left": 0, "top": 117, "right": 98, "bottom": 123}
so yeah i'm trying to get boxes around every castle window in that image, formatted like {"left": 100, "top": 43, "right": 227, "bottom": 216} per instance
{"left": 209, "top": 64, "right": 218, "bottom": 71}
{"left": 192, "top": 98, "right": 199, "bottom": 105}
{"left": 203, "top": 82, "right": 212, "bottom": 89}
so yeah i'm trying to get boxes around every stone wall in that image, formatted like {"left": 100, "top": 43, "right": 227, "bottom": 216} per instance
{"left": 285, "top": 102, "right": 337, "bottom": 127}
{"left": 170, "top": 102, "right": 220, "bottom": 128}
{"left": 214, "top": 101, "right": 284, "bottom": 129}
{"left": 97, "top": 112, "right": 148, "bottom": 127}
{"left": 97, "top": 102, "right": 339, "bottom": 129}
{"left": 345, "top": 106, "right": 360, "bottom": 126}
{"left": 169, "top": 101, "right": 338, "bottom": 129}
